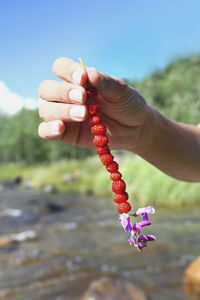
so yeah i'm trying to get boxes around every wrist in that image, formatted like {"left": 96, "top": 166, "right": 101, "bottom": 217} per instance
{"left": 123, "top": 105, "right": 156, "bottom": 153}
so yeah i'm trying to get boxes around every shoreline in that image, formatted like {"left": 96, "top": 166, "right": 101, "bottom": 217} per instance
{"left": 0, "top": 154, "right": 200, "bottom": 208}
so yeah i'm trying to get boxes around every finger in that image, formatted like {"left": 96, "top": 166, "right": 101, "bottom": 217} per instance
{"left": 39, "top": 80, "right": 87, "bottom": 104}
{"left": 39, "top": 101, "right": 87, "bottom": 122}
{"left": 38, "top": 120, "right": 65, "bottom": 141}
{"left": 53, "top": 57, "right": 87, "bottom": 85}
{"left": 87, "top": 67, "right": 129, "bottom": 101}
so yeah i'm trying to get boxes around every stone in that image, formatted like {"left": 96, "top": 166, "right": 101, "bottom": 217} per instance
{"left": 46, "top": 202, "right": 64, "bottom": 213}
{"left": 23, "top": 180, "right": 34, "bottom": 188}
{"left": 81, "top": 277, "right": 149, "bottom": 300}
{"left": 44, "top": 184, "right": 57, "bottom": 194}
{"left": 11, "top": 230, "right": 37, "bottom": 242}
{"left": 0, "top": 236, "right": 13, "bottom": 248}
{"left": 184, "top": 256, "right": 200, "bottom": 294}
{"left": 62, "top": 173, "right": 78, "bottom": 184}
{"left": 0, "top": 176, "right": 22, "bottom": 189}
{"left": 0, "top": 184, "right": 4, "bottom": 192}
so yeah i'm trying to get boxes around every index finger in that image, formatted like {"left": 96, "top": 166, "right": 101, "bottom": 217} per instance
{"left": 52, "top": 57, "right": 87, "bottom": 85}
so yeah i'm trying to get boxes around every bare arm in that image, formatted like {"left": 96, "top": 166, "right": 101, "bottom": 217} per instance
{"left": 38, "top": 57, "right": 200, "bottom": 182}
{"left": 133, "top": 107, "right": 200, "bottom": 182}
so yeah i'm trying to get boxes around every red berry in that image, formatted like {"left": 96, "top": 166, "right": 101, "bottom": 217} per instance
{"left": 113, "top": 192, "right": 129, "bottom": 203}
{"left": 96, "top": 146, "right": 110, "bottom": 155}
{"left": 89, "top": 103, "right": 99, "bottom": 115}
{"left": 93, "top": 135, "right": 108, "bottom": 147}
{"left": 112, "top": 180, "right": 126, "bottom": 193}
{"left": 89, "top": 115, "right": 101, "bottom": 126}
{"left": 91, "top": 124, "right": 106, "bottom": 136}
{"left": 106, "top": 161, "right": 119, "bottom": 173}
{"left": 117, "top": 202, "right": 131, "bottom": 214}
{"left": 99, "top": 154, "right": 113, "bottom": 165}
{"left": 86, "top": 83, "right": 98, "bottom": 98}
{"left": 110, "top": 172, "right": 122, "bottom": 181}
{"left": 87, "top": 88, "right": 98, "bottom": 98}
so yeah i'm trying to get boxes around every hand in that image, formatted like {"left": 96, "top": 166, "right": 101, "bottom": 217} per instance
{"left": 38, "top": 57, "right": 149, "bottom": 151}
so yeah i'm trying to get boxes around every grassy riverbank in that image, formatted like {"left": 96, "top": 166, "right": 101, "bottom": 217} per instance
{"left": 1, "top": 154, "right": 200, "bottom": 208}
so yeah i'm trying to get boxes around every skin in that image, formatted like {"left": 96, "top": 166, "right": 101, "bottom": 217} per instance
{"left": 38, "top": 57, "right": 200, "bottom": 182}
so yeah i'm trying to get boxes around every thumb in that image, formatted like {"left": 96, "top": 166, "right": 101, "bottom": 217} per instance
{"left": 86, "top": 67, "right": 128, "bottom": 101}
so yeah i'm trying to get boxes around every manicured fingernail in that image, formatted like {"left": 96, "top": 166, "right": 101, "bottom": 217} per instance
{"left": 72, "top": 70, "right": 82, "bottom": 84}
{"left": 69, "top": 89, "right": 82, "bottom": 103}
{"left": 51, "top": 121, "right": 61, "bottom": 134}
{"left": 70, "top": 106, "right": 85, "bottom": 120}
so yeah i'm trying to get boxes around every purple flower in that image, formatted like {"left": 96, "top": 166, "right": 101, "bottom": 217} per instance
{"left": 138, "top": 242, "right": 147, "bottom": 250}
{"left": 139, "top": 219, "right": 151, "bottom": 227}
{"left": 119, "top": 205, "right": 156, "bottom": 251}
{"left": 135, "top": 206, "right": 155, "bottom": 216}
{"left": 146, "top": 235, "right": 156, "bottom": 241}
{"left": 132, "top": 222, "right": 142, "bottom": 233}
{"left": 141, "top": 213, "right": 149, "bottom": 221}
{"left": 129, "top": 236, "right": 136, "bottom": 245}
{"left": 138, "top": 235, "right": 148, "bottom": 242}
{"left": 132, "top": 218, "right": 151, "bottom": 233}
{"left": 119, "top": 213, "right": 132, "bottom": 232}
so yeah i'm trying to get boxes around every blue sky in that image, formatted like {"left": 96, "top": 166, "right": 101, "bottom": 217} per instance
{"left": 0, "top": 0, "right": 200, "bottom": 103}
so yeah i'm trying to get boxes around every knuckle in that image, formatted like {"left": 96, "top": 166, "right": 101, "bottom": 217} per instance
{"left": 117, "top": 79, "right": 129, "bottom": 97}
{"left": 52, "top": 57, "right": 66, "bottom": 74}
{"left": 38, "top": 80, "right": 48, "bottom": 98}
{"left": 38, "top": 124, "right": 42, "bottom": 137}
{"left": 38, "top": 123, "right": 45, "bottom": 139}
{"left": 38, "top": 102, "right": 46, "bottom": 120}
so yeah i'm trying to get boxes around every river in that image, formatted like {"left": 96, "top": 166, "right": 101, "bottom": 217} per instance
{"left": 0, "top": 187, "right": 199, "bottom": 300}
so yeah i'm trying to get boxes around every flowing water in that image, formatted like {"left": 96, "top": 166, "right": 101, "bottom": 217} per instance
{"left": 0, "top": 187, "right": 199, "bottom": 300}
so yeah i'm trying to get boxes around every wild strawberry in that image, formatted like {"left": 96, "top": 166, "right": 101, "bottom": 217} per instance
{"left": 96, "top": 146, "right": 110, "bottom": 155}
{"left": 79, "top": 58, "right": 133, "bottom": 221}
{"left": 106, "top": 161, "right": 119, "bottom": 173}
{"left": 91, "top": 123, "right": 106, "bottom": 136}
{"left": 112, "top": 180, "right": 126, "bottom": 193}
{"left": 85, "top": 82, "right": 98, "bottom": 98}
{"left": 88, "top": 103, "right": 99, "bottom": 115}
{"left": 89, "top": 115, "right": 101, "bottom": 126}
{"left": 110, "top": 172, "right": 122, "bottom": 181}
{"left": 113, "top": 192, "right": 129, "bottom": 203}
{"left": 117, "top": 202, "right": 131, "bottom": 214}
{"left": 99, "top": 154, "right": 113, "bottom": 165}
{"left": 93, "top": 135, "right": 108, "bottom": 147}
{"left": 87, "top": 87, "right": 98, "bottom": 98}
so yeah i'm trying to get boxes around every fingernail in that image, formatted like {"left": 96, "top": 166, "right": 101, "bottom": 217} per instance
{"left": 51, "top": 121, "right": 61, "bottom": 134}
{"left": 69, "top": 89, "right": 82, "bottom": 103}
{"left": 70, "top": 106, "right": 85, "bottom": 120}
{"left": 72, "top": 70, "right": 83, "bottom": 84}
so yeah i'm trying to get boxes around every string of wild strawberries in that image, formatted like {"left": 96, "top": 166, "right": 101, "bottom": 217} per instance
{"left": 79, "top": 58, "right": 131, "bottom": 215}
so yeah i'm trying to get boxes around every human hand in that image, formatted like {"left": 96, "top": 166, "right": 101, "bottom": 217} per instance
{"left": 38, "top": 57, "right": 149, "bottom": 151}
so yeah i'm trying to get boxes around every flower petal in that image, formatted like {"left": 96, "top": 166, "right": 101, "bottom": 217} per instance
{"left": 119, "top": 213, "right": 132, "bottom": 232}
{"left": 138, "top": 235, "right": 148, "bottom": 242}
{"left": 146, "top": 235, "right": 156, "bottom": 241}
{"left": 139, "top": 220, "right": 151, "bottom": 227}
{"left": 136, "top": 206, "right": 155, "bottom": 216}
{"left": 138, "top": 242, "right": 147, "bottom": 250}
{"left": 141, "top": 213, "right": 149, "bottom": 221}
{"left": 129, "top": 236, "right": 136, "bottom": 245}
{"left": 132, "top": 222, "right": 142, "bottom": 232}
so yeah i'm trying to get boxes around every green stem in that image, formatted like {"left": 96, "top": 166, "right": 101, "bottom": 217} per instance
{"left": 78, "top": 57, "right": 86, "bottom": 70}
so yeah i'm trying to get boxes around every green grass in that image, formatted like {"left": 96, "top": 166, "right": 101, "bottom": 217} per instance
{"left": 1, "top": 154, "right": 200, "bottom": 208}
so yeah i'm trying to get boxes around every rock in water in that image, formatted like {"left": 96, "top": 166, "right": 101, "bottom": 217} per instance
{"left": 44, "top": 184, "right": 57, "bottom": 194}
{"left": 0, "top": 236, "right": 13, "bottom": 248}
{"left": 81, "top": 277, "right": 149, "bottom": 300}
{"left": 46, "top": 202, "right": 64, "bottom": 213}
{"left": 185, "top": 256, "right": 200, "bottom": 294}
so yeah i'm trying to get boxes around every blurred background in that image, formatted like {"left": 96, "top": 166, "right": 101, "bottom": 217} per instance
{"left": 0, "top": 0, "right": 200, "bottom": 299}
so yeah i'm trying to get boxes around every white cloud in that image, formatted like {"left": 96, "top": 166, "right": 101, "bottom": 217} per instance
{"left": 0, "top": 81, "right": 38, "bottom": 115}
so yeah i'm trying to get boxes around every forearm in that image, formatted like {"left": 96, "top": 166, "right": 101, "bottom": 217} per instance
{"left": 133, "top": 106, "right": 200, "bottom": 182}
